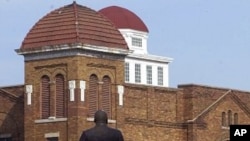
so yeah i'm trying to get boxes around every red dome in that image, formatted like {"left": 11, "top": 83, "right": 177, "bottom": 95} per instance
{"left": 99, "top": 6, "right": 149, "bottom": 32}
{"left": 20, "top": 2, "right": 128, "bottom": 50}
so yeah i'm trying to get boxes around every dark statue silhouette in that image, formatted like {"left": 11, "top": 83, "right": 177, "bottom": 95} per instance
{"left": 79, "top": 110, "right": 124, "bottom": 141}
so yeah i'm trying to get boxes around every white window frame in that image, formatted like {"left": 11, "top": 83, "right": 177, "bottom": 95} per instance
{"left": 157, "top": 67, "right": 163, "bottom": 85}
{"left": 132, "top": 37, "right": 142, "bottom": 47}
{"left": 125, "top": 62, "right": 130, "bottom": 82}
{"left": 135, "top": 64, "right": 141, "bottom": 83}
{"left": 146, "top": 65, "right": 152, "bottom": 84}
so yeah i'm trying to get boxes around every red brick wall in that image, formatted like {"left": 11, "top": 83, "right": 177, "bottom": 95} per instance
{"left": 0, "top": 86, "right": 24, "bottom": 141}
{"left": 23, "top": 54, "right": 125, "bottom": 141}
{"left": 119, "top": 84, "right": 187, "bottom": 141}
{"left": 179, "top": 84, "right": 250, "bottom": 141}
{"left": 2, "top": 55, "right": 250, "bottom": 141}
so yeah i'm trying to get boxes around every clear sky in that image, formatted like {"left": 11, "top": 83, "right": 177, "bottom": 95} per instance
{"left": 1, "top": 0, "right": 250, "bottom": 91}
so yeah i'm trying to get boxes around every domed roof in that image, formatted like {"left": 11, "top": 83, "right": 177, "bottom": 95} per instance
{"left": 99, "top": 6, "right": 149, "bottom": 32}
{"left": 20, "top": 2, "right": 128, "bottom": 50}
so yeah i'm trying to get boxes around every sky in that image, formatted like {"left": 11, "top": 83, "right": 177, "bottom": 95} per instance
{"left": 1, "top": 0, "right": 250, "bottom": 91}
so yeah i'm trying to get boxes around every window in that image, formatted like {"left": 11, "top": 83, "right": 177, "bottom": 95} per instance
{"left": 234, "top": 113, "right": 238, "bottom": 124}
{"left": 88, "top": 74, "right": 112, "bottom": 118}
{"left": 222, "top": 110, "right": 238, "bottom": 127}
{"left": 228, "top": 110, "right": 232, "bottom": 125}
{"left": 135, "top": 64, "right": 141, "bottom": 83}
{"left": 101, "top": 76, "right": 111, "bottom": 118}
{"left": 157, "top": 67, "right": 163, "bottom": 85}
{"left": 88, "top": 74, "right": 99, "bottom": 117}
{"left": 132, "top": 37, "right": 142, "bottom": 47}
{"left": 41, "top": 75, "right": 50, "bottom": 119}
{"left": 41, "top": 74, "right": 66, "bottom": 119}
{"left": 125, "top": 62, "right": 129, "bottom": 82}
{"left": 222, "top": 112, "right": 226, "bottom": 126}
{"left": 146, "top": 65, "right": 152, "bottom": 84}
{"left": 55, "top": 74, "right": 66, "bottom": 118}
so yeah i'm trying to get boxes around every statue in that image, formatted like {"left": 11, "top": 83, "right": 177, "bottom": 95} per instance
{"left": 79, "top": 110, "right": 124, "bottom": 141}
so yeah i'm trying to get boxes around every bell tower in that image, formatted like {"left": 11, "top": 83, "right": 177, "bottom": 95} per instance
{"left": 16, "top": 2, "right": 128, "bottom": 141}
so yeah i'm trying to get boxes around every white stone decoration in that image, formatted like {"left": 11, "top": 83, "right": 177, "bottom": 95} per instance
{"left": 25, "top": 85, "right": 33, "bottom": 105}
{"left": 117, "top": 85, "right": 124, "bottom": 106}
{"left": 68, "top": 80, "right": 76, "bottom": 101}
{"left": 44, "top": 132, "right": 59, "bottom": 138}
{"left": 80, "top": 80, "right": 86, "bottom": 101}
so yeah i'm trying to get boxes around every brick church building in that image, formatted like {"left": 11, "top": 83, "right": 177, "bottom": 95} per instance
{"left": 1, "top": 2, "right": 250, "bottom": 141}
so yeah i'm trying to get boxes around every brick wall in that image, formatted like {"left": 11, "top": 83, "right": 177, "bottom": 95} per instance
{"left": 119, "top": 84, "right": 187, "bottom": 141}
{"left": 0, "top": 86, "right": 24, "bottom": 141}
{"left": 179, "top": 84, "right": 250, "bottom": 141}
{"left": 2, "top": 55, "right": 250, "bottom": 141}
{"left": 23, "top": 53, "right": 126, "bottom": 141}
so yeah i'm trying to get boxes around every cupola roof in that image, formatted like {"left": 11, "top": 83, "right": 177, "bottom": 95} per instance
{"left": 99, "top": 6, "right": 149, "bottom": 32}
{"left": 20, "top": 2, "right": 128, "bottom": 51}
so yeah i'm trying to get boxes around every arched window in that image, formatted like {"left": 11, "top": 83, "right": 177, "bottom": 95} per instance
{"left": 222, "top": 112, "right": 226, "bottom": 126}
{"left": 41, "top": 75, "right": 50, "bottom": 119}
{"left": 228, "top": 110, "right": 232, "bottom": 126}
{"left": 88, "top": 74, "right": 98, "bottom": 117}
{"left": 101, "top": 76, "right": 111, "bottom": 118}
{"left": 234, "top": 113, "right": 238, "bottom": 124}
{"left": 55, "top": 74, "right": 65, "bottom": 118}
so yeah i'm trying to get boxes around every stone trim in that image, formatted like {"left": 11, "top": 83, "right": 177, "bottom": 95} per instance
{"left": 44, "top": 132, "right": 59, "bottom": 138}
{"left": 126, "top": 53, "right": 173, "bottom": 63}
{"left": 221, "top": 126, "right": 230, "bottom": 130}
{"left": 17, "top": 44, "right": 129, "bottom": 61}
{"left": 86, "top": 117, "right": 116, "bottom": 124}
{"left": 68, "top": 80, "right": 76, "bottom": 101}
{"left": 35, "top": 117, "right": 67, "bottom": 124}
{"left": 25, "top": 85, "right": 33, "bottom": 105}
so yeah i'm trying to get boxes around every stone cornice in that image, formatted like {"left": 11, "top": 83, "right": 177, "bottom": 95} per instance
{"left": 16, "top": 44, "right": 130, "bottom": 61}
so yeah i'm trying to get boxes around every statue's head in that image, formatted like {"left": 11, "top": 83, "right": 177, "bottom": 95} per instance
{"left": 94, "top": 110, "right": 108, "bottom": 124}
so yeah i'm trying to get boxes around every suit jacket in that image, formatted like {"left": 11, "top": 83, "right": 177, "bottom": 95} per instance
{"left": 79, "top": 124, "right": 124, "bottom": 141}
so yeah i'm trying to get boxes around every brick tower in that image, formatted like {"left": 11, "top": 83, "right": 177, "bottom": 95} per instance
{"left": 16, "top": 2, "right": 129, "bottom": 141}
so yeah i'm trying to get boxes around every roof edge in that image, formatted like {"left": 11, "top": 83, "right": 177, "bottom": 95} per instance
{"left": 16, "top": 43, "right": 131, "bottom": 56}
{"left": 178, "top": 83, "right": 250, "bottom": 93}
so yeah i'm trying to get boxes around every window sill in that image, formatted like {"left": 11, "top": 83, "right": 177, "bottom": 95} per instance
{"left": 35, "top": 117, "right": 67, "bottom": 124}
{"left": 221, "top": 126, "right": 230, "bottom": 130}
{"left": 86, "top": 117, "right": 116, "bottom": 124}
